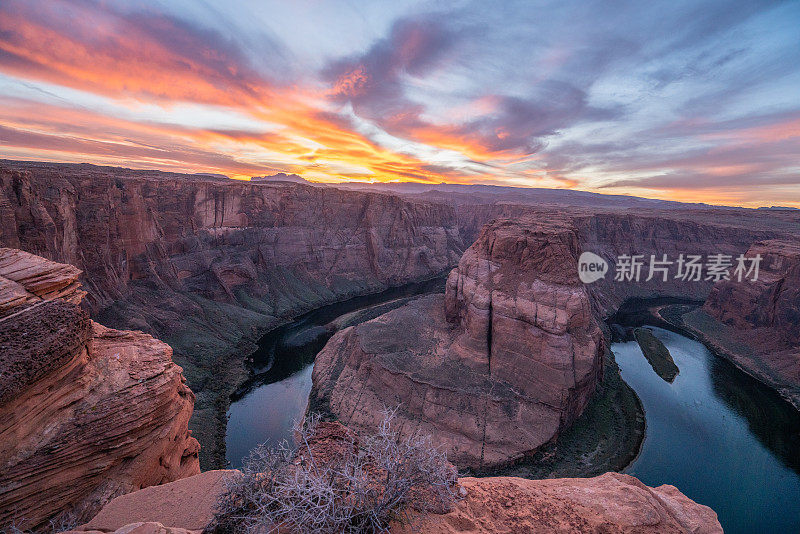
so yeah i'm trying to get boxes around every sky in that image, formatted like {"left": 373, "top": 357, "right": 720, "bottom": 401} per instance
{"left": 0, "top": 0, "right": 798, "bottom": 207}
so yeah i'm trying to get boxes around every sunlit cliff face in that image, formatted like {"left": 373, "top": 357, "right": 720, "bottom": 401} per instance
{"left": 0, "top": 0, "right": 798, "bottom": 207}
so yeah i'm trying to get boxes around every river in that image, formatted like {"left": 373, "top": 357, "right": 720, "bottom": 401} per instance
{"left": 225, "top": 275, "right": 447, "bottom": 469}
{"left": 226, "top": 293, "right": 800, "bottom": 533}
{"left": 614, "top": 326, "right": 800, "bottom": 534}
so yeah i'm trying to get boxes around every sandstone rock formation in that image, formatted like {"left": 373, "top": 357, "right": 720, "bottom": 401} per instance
{"left": 392, "top": 473, "right": 722, "bottom": 534}
{"left": 69, "top": 470, "right": 231, "bottom": 534}
{"left": 0, "top": 247, "right": 85, "bottom": 314}
{"left": 65, "top": 472, "right": 723, "bottom": 534}
{"left": 63, "top": 424, "right": 721, "bottom": 534}
{"left": 688, "top": 238, "right": 800, "bottom": 408}
{"left": 0, "top": 248, "right": 199, "bottom": 531}
{"left": 312, "top": 212, "right": 798, "bottom": 469}
{"left": 312, "top": 217, "right": 605, "bottom": 469}
{"left": 0, "top": 161, "right": 465, "bottom": 468}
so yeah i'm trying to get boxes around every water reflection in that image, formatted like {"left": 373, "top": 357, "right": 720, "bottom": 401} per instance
{"left": 614, "top": 327, "right": 800, "bottom": 534}
{"left": 708, "top": 355, "right": 800, "bottom": 474}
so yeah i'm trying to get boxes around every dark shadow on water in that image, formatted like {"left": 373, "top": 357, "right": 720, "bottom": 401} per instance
{"left": 231, "top": 274, "right": 447, "bottom": 401}
{"left": 225, "top": 274, "right": 448, "bottom": 468}
{"left": 708, "top": 355, "right": 800, "bottom": 474}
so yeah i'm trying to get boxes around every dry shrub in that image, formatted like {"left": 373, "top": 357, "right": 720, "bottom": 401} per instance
{"left": 0, "top": 510, "right": 77, "bottom": 534}
{"left": 207, "top": 409, "right": 458, "bottom": 533}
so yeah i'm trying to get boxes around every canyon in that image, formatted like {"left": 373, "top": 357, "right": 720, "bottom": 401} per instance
{"left": 311, "top": 212, "right": 800, "bottom": 468}
{"left": 0, "top": 248, "right": 199, "bottom": 531}
{"left": 0, "top": 160, "right": 465, "bottom": 468}
{"left": 1, "top": 160, "right": 798, "bottom": 532}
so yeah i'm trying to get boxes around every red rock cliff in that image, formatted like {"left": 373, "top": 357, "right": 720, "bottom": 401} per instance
{"left": 0, "top": 248, "right": 199, "bottom": 531}
{"left": 0, "top": 161, "right": 465, "bottom": 468}
{"left": 696, "top": 239, "right": 800, "bottom": 408}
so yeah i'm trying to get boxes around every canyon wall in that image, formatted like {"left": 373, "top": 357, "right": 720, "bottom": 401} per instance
{"left": 0, "top": 161, "right": 465, "bottom": 468}
{"left": 0, "top": 248, "right": 199, "bottom": 531}
{"left": 705, "top": 239, "right": 800, "bottom": 344}
{"left": 684, "top": 238, "right": 800, "bottom": 408}
{"left": 312, "top": 212, "right": 795, "bottom": 468}
{"left": 574, "top": 211, "right": 779, "bottom": 313}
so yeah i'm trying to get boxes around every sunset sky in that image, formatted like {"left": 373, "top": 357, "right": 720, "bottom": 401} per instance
{"left": 1, "top": 0, "right": 798, "bottom": 207}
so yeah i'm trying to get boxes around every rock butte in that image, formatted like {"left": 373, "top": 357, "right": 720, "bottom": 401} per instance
{"left": 0, "top": 248, "right": 199, "bottom": 531}
{"left": 312, "top": 214, "right": 800, "bottom": 468}
{"left": 310, "top": 218, "right": 605, "bottom": 468}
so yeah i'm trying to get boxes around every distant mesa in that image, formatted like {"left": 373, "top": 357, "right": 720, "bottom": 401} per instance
{"left": 250, "top": 172, "right": 314, "bottom": 185}
{"left": 192, "top": 172, "right": 230, "bottom": 181}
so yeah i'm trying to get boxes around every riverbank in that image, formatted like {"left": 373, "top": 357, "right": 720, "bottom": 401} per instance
{"left": 652, "top": 304, "right": 800, "bottom": 411}
{"left": 495, "top": 348, "right": 646, "bottom": 479}
{"left": 223, "top": 275, "right": 450, "bottom": 468}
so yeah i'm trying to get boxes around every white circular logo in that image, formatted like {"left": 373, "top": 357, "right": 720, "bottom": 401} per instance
{"left": 578, "top": 252, "right": 608, "bottom": 284}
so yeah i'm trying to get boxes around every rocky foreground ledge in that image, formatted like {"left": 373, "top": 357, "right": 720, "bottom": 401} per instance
{"left": 0, "top": 249, "right": 200, "bottom": 531}
{"left": 63, "top": 473, "right": 723, "bottom": 534}
{"left": 62, "top": 423, "right": 722, "bottom": 534}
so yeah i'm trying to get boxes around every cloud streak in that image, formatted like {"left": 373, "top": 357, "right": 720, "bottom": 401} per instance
{"left": 0, "top": 0, "right": 798, "bottom": 205}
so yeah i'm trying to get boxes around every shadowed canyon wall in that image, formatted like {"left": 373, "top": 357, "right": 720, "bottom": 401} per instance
{"left": 0, "top": 161, "right": 466, "bottom": 468}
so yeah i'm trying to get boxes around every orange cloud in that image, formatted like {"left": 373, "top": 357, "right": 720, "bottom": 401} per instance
{"left": 0, "top": 1, "right": 553, "bottom": 184}
{"left": 0, "top": 0, "right": 796, "bottom": 208}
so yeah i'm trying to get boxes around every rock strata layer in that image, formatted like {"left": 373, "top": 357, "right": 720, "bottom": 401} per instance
{"left": 0, "top": 248, "right": 199, "bottom": 531}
